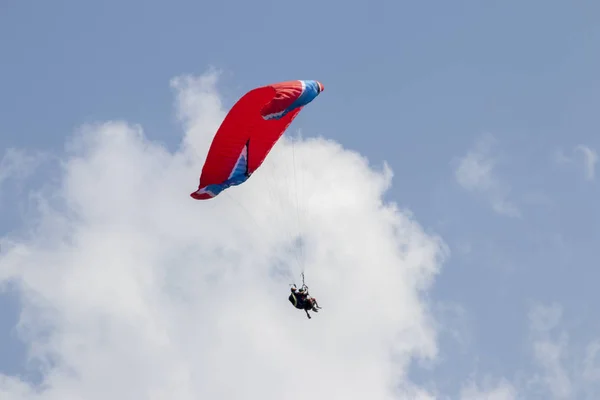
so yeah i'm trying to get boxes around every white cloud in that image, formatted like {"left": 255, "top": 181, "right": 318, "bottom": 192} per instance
{"left": 524, "top": 302, "right": 600, "bottom": 399}
{"left": 583, "top": 340, "right": 600, "bottom": 382}
{"left": 0, "top": 148, "right": 46, "bottom": 191}
{"left": 0, "top": 71, "right": 449, "bottom": 399}
{"left": 460, "top": 377, "right": 517, "bottom": 400}
{"left": 576, "top": 146, "right": 597, "bottom": 180}
{"left": 527, "top": 303, "right": 572, "bottom": 399}
{"left": 450, "top": 303, "right": 600, "bottom": 400}
{"left": 454, "top": 133, "right": 519, "bottom": 217}
{"left": 555, "top": 145, "right": 598, "bottom": 181}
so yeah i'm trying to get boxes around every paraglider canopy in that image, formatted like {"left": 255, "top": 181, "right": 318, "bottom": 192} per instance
{"left": 190, "top": 80, "right": 324, "bottom": 200}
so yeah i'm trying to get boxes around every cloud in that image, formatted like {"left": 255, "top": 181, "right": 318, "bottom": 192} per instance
{"left": 0, "top": 71, "right": 449, "bottom": 399}
{"left": 555, "top": 145, "right": 598, "bottom": 181}
{"left": 576, "top": 146, "right": 598, "bottom": 180}
{"left": 460, "top": 377, "right": 517, "bottom": 400}
{"left": 583, "top": 339, "right": 600, "bottom": 382}
{"left": 448, "top": 302, "right": 600, "bottom": 400}
{"left": 523, "top": 302, "right": 600, "bottom": 399}
{"left": 0, "top": 148, "right": 46, "bottom": 193}
{"left": 528, "top": 303, "right": 572, "bottom": 399}
{"left": 454, "top": 133, "right": 519, "bottom": 217}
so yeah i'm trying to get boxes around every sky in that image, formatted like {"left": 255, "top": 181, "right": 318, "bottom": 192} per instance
{"left": 1, "top": 0, "right": 600, "bottom": 399}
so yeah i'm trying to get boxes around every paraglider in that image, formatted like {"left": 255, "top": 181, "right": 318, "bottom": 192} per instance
{"left": 289, "top": 279, "right": 322, "bottom": 319}
{"left": 190, "top": 80, "right": 324, "bottom": 200}
{"left": 190, "top": 79, "right": 324, "bottom": 320}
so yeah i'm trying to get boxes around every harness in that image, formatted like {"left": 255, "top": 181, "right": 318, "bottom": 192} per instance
{"left": 288, "top": 293, "right": 299, "bottom": 308}
{"left": 289, "top": 273, "right": 310, "bottom": 309}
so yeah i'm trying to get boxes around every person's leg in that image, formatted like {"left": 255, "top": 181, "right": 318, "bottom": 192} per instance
{"left": 311, "top": 298, "right": 321, "bottom": 310}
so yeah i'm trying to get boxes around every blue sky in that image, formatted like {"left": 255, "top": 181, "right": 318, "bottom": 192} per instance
{"left": 2, "top": 1, "right": 600, "bottom": 398}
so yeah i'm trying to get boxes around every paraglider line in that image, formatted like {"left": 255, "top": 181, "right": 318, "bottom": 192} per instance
{"left": 292, "top": 137, "right": 304, "bottom": 275}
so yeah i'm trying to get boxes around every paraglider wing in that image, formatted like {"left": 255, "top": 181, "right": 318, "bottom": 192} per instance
{"left": 190, "top": 80, "right": 323, "bottom": 200}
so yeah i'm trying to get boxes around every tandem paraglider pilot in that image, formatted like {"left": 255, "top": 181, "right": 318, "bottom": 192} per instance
{"left": 289, "top": 285, "right": 321, "bottom": 319}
